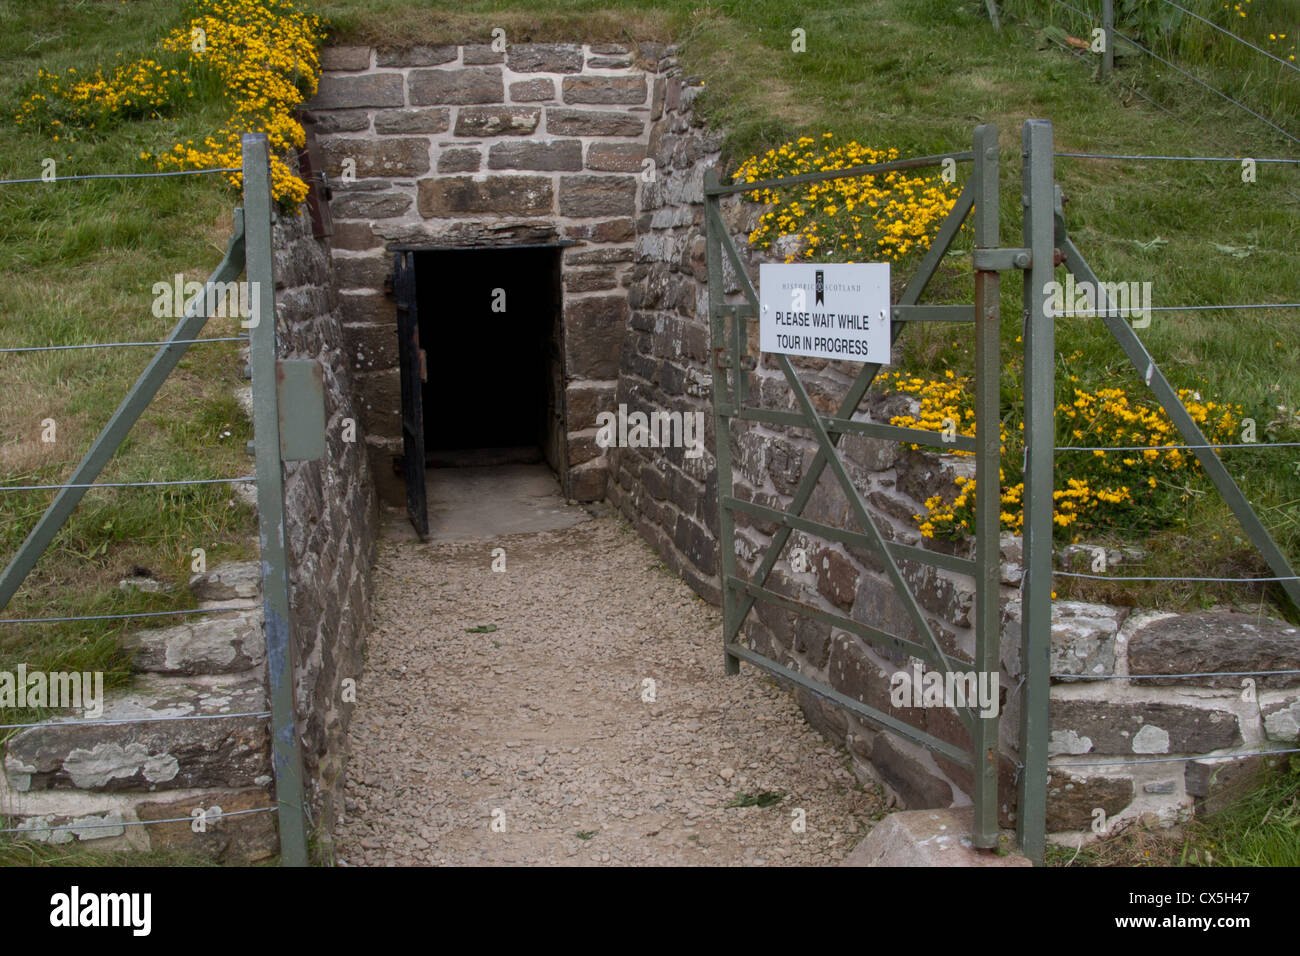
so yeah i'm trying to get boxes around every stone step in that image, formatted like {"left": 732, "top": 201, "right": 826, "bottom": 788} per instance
{"left": 123, "top": 608, "right": 264, "bottom": 675}
{"left": 0, "top": 783, "right": 277, "bottom": 861}
{"left": 3, "top": 672, "right": 270, "bottom": 795}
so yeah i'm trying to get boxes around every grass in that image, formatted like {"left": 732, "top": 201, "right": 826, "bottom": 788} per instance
{"left": 1047, "top": 756, "right": 1300, "bottom": 866}
{"left": 0, "top": 0, "right": 260, "bottom": 727}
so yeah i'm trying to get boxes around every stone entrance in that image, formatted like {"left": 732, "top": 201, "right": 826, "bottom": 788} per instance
{"left": 304, "top": 41, "right": 667, "bottom": 505}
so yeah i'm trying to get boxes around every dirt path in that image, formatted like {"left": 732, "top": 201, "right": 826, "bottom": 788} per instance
{"left": 334, "top": 514, "right": 886, "bottom": 866}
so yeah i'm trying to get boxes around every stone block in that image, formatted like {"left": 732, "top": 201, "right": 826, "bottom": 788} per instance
{"left": 488, "top": 139, "right": 583, "bottom": 171}
{"left": 322, "top": 138, "right": 430, "bottom": 179}
{"left": 1046, "top": 769, "right": 1135, "bottom": 830}
{"left": 376, "top": 45, "right": 456, "bottom": 67}
{"left": 409, "top": 67, "right": 504, "bottom": 105}
{"left": 454, "top": 106, "right": 541, "bottom": 137}
{"left": 123, "top": 609, "right": 265, "bottom": 676}
{"left": 373, "top": 108, "right": 450, "bottom": 134}
{"left": 559, "top": 175, "right": 638, "bottom": 217}
{"left": 562, "top": 75, "right": 648, "bottom": 105}
{"left": 417, "top": 176, "right": 553, "bottom": 217}
{"left": 135, "top": 787, "right": 277, "bottom": 862}
{"left": 320, "top": 46, "right": 372, "bottom": 71}
{"left": 437, "top": 148, "right": 481, "bottom": 173}
{"left": 565, "top": 295, "right": 628, "bottom": 379}
{"left": 1127, "top": 610, "right": 1300, "bottom": 688}
{"left": 506, "top": 44, "right": 584, "bottom": 73}
{"left": 1049, "top": 699, "right": 1242, "bottom": 756}
{"left": 546, "top": 108, "right": 645, "bottom": 137}
{"left": 463, "top": 44, "right": 504, "bottom": 65}
{"left": 330, "top": 189, "right": 412, "bottom": 220}
{"left": 309, "top": 73, "right": 403, "bottom": 110}
{"left": 4, "top": 674, "right": 270, "bottom": 793}
{"left": 509, "top": 78, "right": 555, "bottom": 102}
{"left": 841, "top": 808, "right": 1030, "bottom": 866}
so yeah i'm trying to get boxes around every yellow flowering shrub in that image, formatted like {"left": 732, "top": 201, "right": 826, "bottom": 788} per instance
{"left": 15, "top": 61, "right": 193, "bottom": 137}
{"left": 734, "top": 134, "right": 961, "bottom": 262}
{"left": 156, "top": 0, "right": 325, "bottom": 205}
{"left": 886, "top": 370, "right": 1244, "bottom": 541}
{"left": 15, "top": 0, "right": 325, "bottom": 206}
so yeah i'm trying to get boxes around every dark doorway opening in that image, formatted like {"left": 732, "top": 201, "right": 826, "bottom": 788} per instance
{"left": 393, "top": 244, "right": 568, "bottom": 539}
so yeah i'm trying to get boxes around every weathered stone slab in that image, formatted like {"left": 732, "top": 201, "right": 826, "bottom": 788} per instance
{"left": 1000, "top": 598, "right": 1123, "bottom": 680}
{"left": 1049, "top": 699, "right": 1242, "bottom": 755}
{"left": 1185, "top": 755, "right": 1285, "bottom": 815}
{"left": 841, "top": 808, "right": 1030, "bottom": 866}
{"left": 417, "top": 176, "right": 553, "bottom": 217}
{"left": 303, "top": 109, "right": 371, "bottom": 133}
{"left": 437, "top": 148, "right": 481, "bottom": 173}
{"left": 408, "top": 67, "right": 503, "bottom": 105}
{"left": 323, "top": 138, "right": 430, "bottom": 178}
{"left": 123, "top": 609, "right": 265, "bottom": 675}
{"left": 135, "top": 787, "right": 277, "bottom": 862}
{"left": 1128, "top": 610, "right": 1300, "bottom": 688}
{"left": 376, "top": 45, "right": 456, "bottom": 67}
{"left": 562, "top": 75, "right": 648, "bottom": 105}
{"left": 373, "top": 108, "right": 450, "bottom": 134}
{"left": 488, "top": 140, "right": 583, "bottom": 171}
{"left": 454, "top": 106, "right": 541, "bottom": 137}
{"left": 1046, "top": 769, "right": 1135, "bottom": 830}
{"left": 330, "top": 189, "right": 413, "bottom": 219}
{"left": 4, "top": 674, "right": 270, "bottom": 793}
{"left": 309, "top": 74, "right": 403, "bottom": 110}
{"left": 559, "top": 175, "right": 638, "bottom": 217}
{"left": 507, "top": 44, "right": 584, "bottom": 73}
{"left": 509, "top": 78, "right": 555, "bottom": 102}
{"left": 320, "top": 46, "right": 372, "bottom": 71}
{"left": 565, "top": 295, "right": 628, "bottom": 379}
{"left": 1262, "top": 695, "right": 1300, "bottom": 742}
{"left": 463, "top": 44, "right": 503, "bottom": 64}
{"left": 547, "top": 108, "right": 645, "bottom": 137}
{"left": 189, "top": 562, "right": 260, "bottom": 602}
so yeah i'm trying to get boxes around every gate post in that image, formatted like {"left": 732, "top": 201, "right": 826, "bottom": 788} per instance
{"left": 1017, "top": 120, "right": 1056, "bottom": 864}
{"left": 971, "top": 124, "right": 1001, "bottom": 850}
{"left": 242, "top": 132, "right": 310, "bottom": 867}
{"left": 705, "top": 168, "right": 741, "bottom": 676}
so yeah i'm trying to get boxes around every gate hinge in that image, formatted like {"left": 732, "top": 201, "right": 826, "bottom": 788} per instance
{"left": 972, "top": 247, "right": 1032, "bottom": 271}
{"left": 714, "top": 347, "right": 731, "bottom": 369}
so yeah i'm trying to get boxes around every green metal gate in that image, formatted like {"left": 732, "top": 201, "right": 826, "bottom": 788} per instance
{"left": 704, "top": 125, "right": 1006, "bottom": 850}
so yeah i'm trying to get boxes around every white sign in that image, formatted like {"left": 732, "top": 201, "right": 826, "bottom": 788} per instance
{"left": 759, "top": 262, "right": 891, "bottom": 362}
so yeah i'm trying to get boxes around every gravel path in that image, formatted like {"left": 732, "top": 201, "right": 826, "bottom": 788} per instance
{"left": 335, "top": 514, "right": 887, "bottom": 866}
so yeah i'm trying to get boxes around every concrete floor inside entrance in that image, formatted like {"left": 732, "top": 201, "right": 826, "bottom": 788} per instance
{"left": 383, "top": 461, "right": 590, "bottom": 544}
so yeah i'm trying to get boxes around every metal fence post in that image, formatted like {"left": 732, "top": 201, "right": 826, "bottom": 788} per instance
{"left": 1017, "top": 119, "right": 1055, "bottom": 864}
{"left": 971, "top": 123, "right": 1000, "bottom": 850}
{"left": 242, "top": 132, "right": 309, "bottom": 867}
{"left": 1102, "top": 0, "right": 1115, "bottom": 79}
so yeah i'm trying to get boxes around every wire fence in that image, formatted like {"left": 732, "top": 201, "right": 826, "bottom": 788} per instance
{"left": 0, "top": 157, "right": 297, "bottom": 856}
{"left": 1031, "top": 0, "right": 1300, "bottom": 147}
{"left": 1025, "top": 123, "right": 1300, "bottom": 828}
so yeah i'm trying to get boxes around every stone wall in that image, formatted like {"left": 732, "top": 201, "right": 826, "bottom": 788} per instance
{"left": 272, "top": 198, "right": 380, "bottom": 839}
{"left": 609, "top": 64, "right": 1300, "bottom": 842}
{"left": 303, "top": 42, "right": 672, "bottom": 502}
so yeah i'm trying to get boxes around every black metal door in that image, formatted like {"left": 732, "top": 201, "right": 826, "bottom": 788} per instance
{"left": 394, "top": 251, "right": 428, "bottom": 540}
